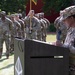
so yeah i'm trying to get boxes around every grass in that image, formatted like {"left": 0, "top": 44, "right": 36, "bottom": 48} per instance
{"left": 0, "top": 33, "right": 56, "bottom": 75}
{"left": 0, "top": 42, "right": 14, "bottom": 75}
{"left": 0, "top": 55, "right": 14, "bottom": 75}
{"left": 46, "top": 33, "right": 56, "bottom": 42}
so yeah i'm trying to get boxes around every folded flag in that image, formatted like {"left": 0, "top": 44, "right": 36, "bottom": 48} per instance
{"left": 32, "top": 0, "right": 37, "bottom": 5}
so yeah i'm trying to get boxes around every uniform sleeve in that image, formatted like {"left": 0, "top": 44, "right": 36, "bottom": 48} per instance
{"left": 44, "top": 18, "right": 50, "bottom": 27}
{"left": 63, "top": 38, "right": 75, "bottom": 54}
{"left": 32, "top": 18, "right": 41, "bottom": 31}
{"left": 24, "top": 16, "right": 28, "bottom": 28}
{"left": 54, "top": 17, "right": 60, "bottom": 29}
{"left": 9, "top": 20, "right": 14, "bottom": 36}
{"left": 20, "top": 20, "right": 25, "bottom": 32}
{"left": 16, "top": 21, "right": 21, "bottom": 32}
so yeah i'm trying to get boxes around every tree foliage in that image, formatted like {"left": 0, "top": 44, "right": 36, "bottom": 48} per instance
{"left": 0, "top": 0, "right": 73, "bottom": 14}
{"left": 0, "top": 0, "right": 26, "bottom": 14}
{"left": 42, "top": 0, "right": 72, "bottom": 14}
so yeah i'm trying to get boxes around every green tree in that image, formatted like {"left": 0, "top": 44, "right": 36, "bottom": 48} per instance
{"left": 0, "top": 0, "right": 26, "bottom": 14}
{"left": 0, "top": 0, "right": 73, "bottom": 14}
{"left": 42, "top": 0, "right": 72, "bottom": 15}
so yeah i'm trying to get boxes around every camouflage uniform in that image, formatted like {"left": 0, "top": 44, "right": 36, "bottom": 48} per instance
{"left": 24, "top": 16, "right": 41, "bottom": 39}
{"left": 35, "top": 13, "right": 42, "bottom": 41}
{"left": 40, "top": 12, "right": 50, "bottom": 29}
{"left": 39, "top": 13, "right": 48, "bottom": 42}
{"left": 43, "top": 18, "right": 50, "bottom": 29}
{"left": 60, "top": 5, "right": 75, "bottom": 75}
{"left": 0, "top": 11, "right": 13, "bottom": 58}
{"left": 15, "top": 14, "right": 25, "bottom": 38}
{"left": 40, "top": 19, "right": 47, "bottom": 42}
{"left": 13, "top": 21, "right": 21, "bottom": 38}
{"left": 54, "top": 16, "right": 67, "bottom": 43}
{"left": 59, "top": 21, "right": 68, "bottom": 42}
{"left": 10, "top": 14, "right": 21, "bottom": 52}
{"left": 63, "top": 28, "right": 75, "bottom": 75}
{"left": 54, "top": 17, "right": 61, "bottom": 41}
{"left": 24, "top": 10, "right": 41, "bottom": 40}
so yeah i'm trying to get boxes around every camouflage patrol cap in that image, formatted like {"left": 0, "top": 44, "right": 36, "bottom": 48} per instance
{"left": 0, "top": 11, "right": 6, "bottom": 15}
{"left": 39, "top": 12, "right": 44, "bottom": 16}
{"left": 10, "top": 14, "right": 15, "bottom": 17}
{"left": 60, "top": 6, "right": 75, "bottom": 21}
{"left": 39, "top": 13, "right": 44, "bottom": 18}
{"left": 19, "top": 13, "right": 22, "bottom": 17}
{"left": 15, "top": 13, "right": 19, "bottom": 17}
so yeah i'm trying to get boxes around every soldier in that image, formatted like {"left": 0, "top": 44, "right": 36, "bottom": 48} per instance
{"left": 24, "top": 10, "right": 41, "bottom": 40}
{"left": 22, "top": 11, "right": 26, "bottom": 19}
{"left": 40, "top": 12, "right": 50, "bottom": 28}
{"left": 15, "top": 13, "right": 25, "bottom": 38}
{"left": 39, "top": 13, "right": 48, "bottom": 42}
{"left": 10, "top": 14, "right": 21, "bottom": 52}
{"left": 19, "top": 13, "right": 23, "bottom": 20}
{"left": 54, "top": 16, "right": 68, "bottom": 43}
{"left": 53, "top": 6, "right": 75, "bottom": 75}
{"left": 0, "top": 11, "right": 13, "bottom": 59}
{"left": 35, "top": 13, "right": 43, "bottom": 41}
{"left": 35, "top": 13, "right": 46, "bottom": 41}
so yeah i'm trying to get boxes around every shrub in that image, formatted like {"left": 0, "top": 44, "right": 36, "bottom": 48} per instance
{"left": 48, "top": 23, "right": 56, "bottom": 32}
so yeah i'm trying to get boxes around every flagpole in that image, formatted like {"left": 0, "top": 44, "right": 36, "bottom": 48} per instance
{"left": 30, "top": 0, "right": 32, "bottom": 33}
{"left": 30, "top": 0, "right": 32, "bottom": 10}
